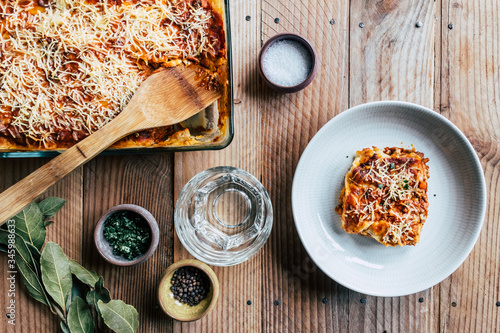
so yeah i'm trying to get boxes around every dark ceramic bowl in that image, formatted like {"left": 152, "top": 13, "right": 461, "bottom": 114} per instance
{"left": 258, "top": 33, "right": 317, "bottom": 93}
{"left": 94, "top": 204, "right": 160, "bottom": 266}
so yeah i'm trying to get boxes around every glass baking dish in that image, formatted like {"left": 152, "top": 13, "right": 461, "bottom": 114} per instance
{"left": 0, "top": 0, "right": 233, "bottom": 158}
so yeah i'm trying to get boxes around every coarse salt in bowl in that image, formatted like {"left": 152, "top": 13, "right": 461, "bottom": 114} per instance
{"left": 258, "top": 33, "right": 317, "bottom": 93}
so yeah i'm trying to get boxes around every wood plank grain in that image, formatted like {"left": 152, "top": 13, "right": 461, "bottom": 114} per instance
{"left": 82, "top": 154, "right": 175, "bottom": 333}
{"left": 349, "top": 0, "right": 437, "bottom": 108}
{"left": 173, "top": 0, "right": 264, "bottom": 332}
{"left": 347, "top": 1, "right": 439, "bottom": 332}
{"left": 0, "top": 158, "right": 83, "bottom": 332}
{"left": 260, "top": 0, "right": 350, "bottom": 332}
{"left": 439, "top": 0, "right": 500, "bottom": 332}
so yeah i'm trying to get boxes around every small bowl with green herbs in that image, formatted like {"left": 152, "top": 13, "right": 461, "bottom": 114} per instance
{"left": 94, "top": 204, "right": 159, "bottom": 266}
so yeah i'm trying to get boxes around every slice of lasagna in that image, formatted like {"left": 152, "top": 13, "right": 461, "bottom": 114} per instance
{"left": 336, "top": 147, "right": 430, "bottom": 246}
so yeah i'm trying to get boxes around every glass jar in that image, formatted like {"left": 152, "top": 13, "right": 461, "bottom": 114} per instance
{"left": 175, "top": 166, "right": 273, "bottom": 266}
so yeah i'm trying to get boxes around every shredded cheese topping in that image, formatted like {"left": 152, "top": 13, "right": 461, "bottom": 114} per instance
{"left": 339, "top": 147, "right": 429, "bottom": 246}
{"left": 0, "top": 0, "right": 221, "bottom": 147}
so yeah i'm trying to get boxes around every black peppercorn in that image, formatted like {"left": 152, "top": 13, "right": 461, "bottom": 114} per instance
{"left": 170, "top": 266, "right": 210, "bottom": 306}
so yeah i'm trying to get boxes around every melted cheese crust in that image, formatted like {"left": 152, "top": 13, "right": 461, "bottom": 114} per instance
{"left": 336, "top": 147, "right": 430, "bottom": 246}
{"left": 0, "top": 0, "right": 226, "bottom": 149}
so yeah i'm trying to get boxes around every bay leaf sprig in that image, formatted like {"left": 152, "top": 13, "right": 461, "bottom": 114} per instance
{"left": 41, "top": 242, "right": 73, "bottom": 315}
{"left": 0, "top": 198, "right": 139, "bottom": 332}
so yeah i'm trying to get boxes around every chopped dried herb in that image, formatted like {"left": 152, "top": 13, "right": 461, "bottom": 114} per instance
{"left": 103, "top": 211, "right": 151, "bottom": 260}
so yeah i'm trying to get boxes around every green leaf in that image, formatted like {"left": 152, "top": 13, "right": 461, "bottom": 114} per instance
{"left": 69, "top": 260, "right": 99, "bottom": 287}
{"left": 61, "top": 321, "right": 70, "bottom": 333}
{"left": 26, "top": 243, "right": 41, "bottom": 266}
{"left": 66, "top": 273, "right": 92, "bottom": 314}
{"left": 86, "top": 277, "right": 111, "bottom": 319}
{"left": 0, "top": 221, "right": 16, "bottom": 249}
{"left": 40, "top": 242, "right": 72, "bottom": 312}
{"left": 39, "top": 197, "right": 66, "bottom": 219}
{"left": 68, "top": 296, "right": 95, "bottom": 333}
{"left": 0, "top": 229, "right": 7, "bottom": 246}
{"left": 98, "top": 300, "right": 138, "bottom": 333}
{"left": 0, "top": 230, "right": 50, "bottom": 306}
{"left": 13, "top": 202, "right": 45, "bottom": 250}
{"left": 43, "top": 220, "right": 54, "bottom": 227}
{"left": 0, "top": 230, "right": 9, "bottom": 252}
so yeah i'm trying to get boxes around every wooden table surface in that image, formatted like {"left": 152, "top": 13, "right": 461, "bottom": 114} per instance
{"left": 1, "top": 0, "right": 500, "bottom": 332}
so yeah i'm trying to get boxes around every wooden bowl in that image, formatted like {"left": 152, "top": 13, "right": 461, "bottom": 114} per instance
{"left": 258, "top": 32, "right": 317, "bottom": 93}
{"left": 94, "top": 204, "right": 160, "bottom": 266}
{"left": 158, "top": 259, "right": 219, "bottom": 321}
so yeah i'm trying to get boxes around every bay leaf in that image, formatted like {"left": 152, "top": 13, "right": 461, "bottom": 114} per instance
{"left": 69, "top": 260, "right": 99, "bottom": 287}
{"left": 39, "top": 197, "right": 66, "bottom": 219}
{"left": 61, "top": 321, "right": 71, "bottom": 333}
{"left": 0, "top": 230, "right": 50, "bottom": 306}
{"left": 40, "top": 242, "right": 72, "bottom": 311}
{"left": 66, "top": 275, "right": 91, "bottom": 314}
{"left": 0, "top": 228, "right": 8, "bottom": 245}
{"left": 98, "top": 300, "right": 139, "bottom": 333}
{"left": 17, "top": 244, "right": 50, "bottom": 305}
{"left": 0, "top": 229, "right": 9, "bottom": 252}
{"left": 26, "top": 243, "right": 41, "bottom": 267}
{"left": 22, "top": 243, "right": 44, "bottom": 297}
{"left": 13, "top": 202, "right": 45, "bottom": 250}
{"left": 86, "top": 276, "right": 111, "bottom": 319}
{"left": 68, "top": 296, "right": 95, "bottom": 333}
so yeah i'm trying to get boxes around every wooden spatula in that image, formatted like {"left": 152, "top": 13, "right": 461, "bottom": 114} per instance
{"left": 0, "top": 66, "right": 221, "bottom": 225}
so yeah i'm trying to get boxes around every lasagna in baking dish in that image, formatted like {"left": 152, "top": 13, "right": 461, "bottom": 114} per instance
{"left": 336, "top": 147, "right": 430, "bottom": 246}
{"left": 0, "top": 0, "right": 227, "bottom": 150}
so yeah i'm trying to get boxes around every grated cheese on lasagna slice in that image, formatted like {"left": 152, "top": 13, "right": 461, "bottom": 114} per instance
{"left": 0, "top": 0, "right": 225, "bottom": 148}
{"left": 336, "top": 147, "right": 430, "bottom": 246}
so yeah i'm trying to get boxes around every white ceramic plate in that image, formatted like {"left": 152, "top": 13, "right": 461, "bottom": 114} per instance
{"left": 292, "top": 101, "right": 486, "bottom": 297}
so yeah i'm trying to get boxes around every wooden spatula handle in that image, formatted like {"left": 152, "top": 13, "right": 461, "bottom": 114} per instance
{"left": 0, "top": 113, "right": 138, "bottom": 225}
{"left": 0, "top": 66, "right": 221, "bottom": 225}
